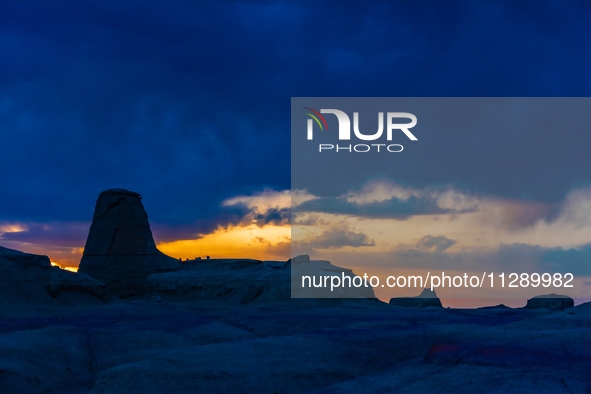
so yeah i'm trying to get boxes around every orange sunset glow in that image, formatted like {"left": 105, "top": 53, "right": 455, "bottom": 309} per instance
{"left": 158, "top": 224, "right": 291, "bottom": 261}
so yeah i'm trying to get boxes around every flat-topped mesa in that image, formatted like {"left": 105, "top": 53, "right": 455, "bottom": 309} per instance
{"left": 78, "top": 189, "right": 179, "bottom": 297}
{"left": 524, "top": 293, "right": 574, "bottom": 311}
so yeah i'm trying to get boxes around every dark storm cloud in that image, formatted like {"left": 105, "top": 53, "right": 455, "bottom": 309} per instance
{"left": 222, "top": 202, "right": 291, "bottom": 228}
{"left": 1, "top": 0, "right": 591, "bottom": 246}
{"left": 296, "top": 196, "right": 467, "bottom": 219}
{"left": 0, "top": 0, "right": 299, "bottom": 240}
{"left": 253, "top": 207, "right": 291, "bottom": 227}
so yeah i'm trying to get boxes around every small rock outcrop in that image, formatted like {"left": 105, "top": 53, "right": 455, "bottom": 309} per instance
{"left": 0, "top": 246, "right": 109, "bottom": 304}
{"left": 78, "top": 189, "right": 179, "bottom": 297}
{"left": 524, "top": 294, "right": 574, "bottom": 310}
{"left": 477, "top": 304, "right": 509, "bottom": 310}
{"left": 389, "top": 288, "right": 443, "bottom": 308}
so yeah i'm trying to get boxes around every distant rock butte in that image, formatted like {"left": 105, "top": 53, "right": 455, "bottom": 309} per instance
{"left": 78, "top": 188, "right": 179, "bottom": 297}
{"left": 389, "top": 288, "right": 443, "bottom": 308}
{"left": 477, "top": 304, "right": 509, "bottom": 310}
{"left": 524, "top": 293, "right": 574, "bottom": 311}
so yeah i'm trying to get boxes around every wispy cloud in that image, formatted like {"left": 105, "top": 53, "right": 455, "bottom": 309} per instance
{"left": 416, "top": 235, "right": 457, "bottom": 252}
{"left": 295, "top": 226, "right": 375, "bottom": 250}
{"left": 295, "top": 195, "right": 461, "bottom": 220}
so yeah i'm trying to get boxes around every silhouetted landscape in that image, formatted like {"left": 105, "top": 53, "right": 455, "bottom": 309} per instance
{"left": 1, "top": 189, "right": 589, "bottom": 393}
{"left": 3, "top": 2, "right": 591, "bottom": 393}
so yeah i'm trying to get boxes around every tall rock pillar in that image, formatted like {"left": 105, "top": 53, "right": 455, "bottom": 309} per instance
{"left": 78, "top": 189, "right": 179, "bottom": 297}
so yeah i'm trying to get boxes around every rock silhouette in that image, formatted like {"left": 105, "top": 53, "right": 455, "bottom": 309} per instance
{"left": 78, "top": 189, "right": 178, "bottom": 297}
{"left": 0, "top": 246, "right": 109, "bottom": 304}
{"left": 388, "top": 288, "right": 443, "bottom": 308}
{"left": 3, "top": 189, "right": 590, "bottom": 393}
{"left": 524, "top": 293, "right": 574, "bottom": 310}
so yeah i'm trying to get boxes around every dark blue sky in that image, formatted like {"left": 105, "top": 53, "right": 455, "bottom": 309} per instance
{"left": 1, "top": 0, "right": 590, "bottom": 246}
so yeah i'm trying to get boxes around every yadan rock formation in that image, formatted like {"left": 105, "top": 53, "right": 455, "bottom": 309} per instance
{"left": 524, "top": 293, "right": 574, "bottom": 311}
{"left": 0, "top": 245, "right": 110, "bottom": 304}
{"left": 78, "top": 189, "right": 179, "bottom": 297}
{"left": 77, "top": 189, "right": 375, "bottom": 302}
{"left": 2, "top": 189, "right": 591, "bottom": 393}
{"left": 388, "top": 288, "right": 443, "bottom": 308}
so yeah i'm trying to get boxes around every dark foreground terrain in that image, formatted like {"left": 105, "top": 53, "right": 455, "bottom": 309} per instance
{"left": 1, "top": 297, "right": 591, "bottom": 393}
{"left": 2, "top": 189, "right": 589, "bottom": 393}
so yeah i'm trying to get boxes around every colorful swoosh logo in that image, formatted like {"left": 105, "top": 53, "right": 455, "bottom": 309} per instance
{"left": 303, "top": 107, "right": 328, "bottom": 131}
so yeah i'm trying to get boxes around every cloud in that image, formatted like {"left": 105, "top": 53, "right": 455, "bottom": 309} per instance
{"left": 319, "top": 241, "right": 591, "bottom": 281}
{"left": 416, "top": 235, "right": 457, "bottom": 252}
{"left": 400, "top": 241, "right": 591, "bottom": 277}
{"left": 296, "top": 227, "right": 374, "bottom": 250}
{"left": 294, "top": 180, "right": 591, "bottom": 234}
{"left": 252, "top": 207, "right": 291, "bottom": 227}
{"left": 150, "top": 202, "right": 252, "bottom": 242}
{"left": 296, "top": 195, "right": 465, "bottom": 220}
{"left": 295, "top": 181, "right": 480, "bottom": 220}
{"left": 472, "top": 198, "right": 559, "bottom": 230}
{"left": 0, "top": 221, "right": 89, "bottom": 247}
{"left": 554, "top": 187, "right": 591, "bottom": 226}
{"left": 292, "top": 213, "right": 330, "bottom": 226}
{"left": 1, "top": 0, "right": 591, "bottom": 259}
{"left": 540, "top": 243, "right": 591, "bottom": 275}
{"left": 223, "top": 189, "right": 291, "bottom": 228}
{"left": 223, "top": 189, "right": 291, "bottom": 212}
